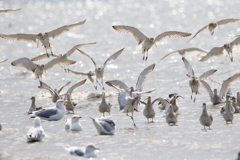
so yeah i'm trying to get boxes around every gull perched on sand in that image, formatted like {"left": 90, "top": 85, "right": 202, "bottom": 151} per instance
{"left": 26, "top": 117, "right": 45, "bottom": 142}
{"left": 199, "top": 103, "right": 213, "bottom": 130}
{"left": 90, "top": 117, "right": 116, "bottom": 135}
{"left": 65, "top": 115, "right": 83, "bottom": 131}
{"left": 188, "top": 18, "right": 240, "bottom": 42}
{"left": 158, "top": 47, "right": 207, "bottom": 63}
{"left": 32, "top": 99, "right": 69, "bottom": 121}
{"left": 223, "top": 99, "right": 235, "bottom": 124}
{"left": 0, "top": 8, "right": 21, "bottom": 13}
{"left": 77, "top": 48, "right": 124, "bottom": 90}
{"left": 98, "top": 92, "right": 111, "bottom": 116}
{"left": 182, "top": 57, "right": 218, "bottom": 102}
{"left": 64, "top": 144, "right": 99, "bottom": 158}
{"left": 0, "top": 19, "right": 87, "bottom": 54}
{"left": 26, "top": 96, "right": 42, "bottom": 114}
{"left": 200, "top": 73, "right": 240, "bottom": 105}
{"left": 112, "top": 25, "right": 191, "bottom": 61}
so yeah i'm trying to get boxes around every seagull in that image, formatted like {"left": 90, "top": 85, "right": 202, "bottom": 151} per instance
{"left": 158, "top": 47, "right": 208, "bottom": 63}
{"left": 64, "top": 144, "right": 99, "bottom": 158}
{"left": 26, "top": 96, "right": 42, "bottom": 114}
{"left": 182, "top": 57, "right": 218, "bottom": 102}
{"left": 26, "top": 117, "right": 45, "bottom": 142}
{"left": 65, "top": 115, "right": 83, "bottom": 131}
{"left": 223, "top": 99, "right": 235, "bottom": 124}
{"left": 77, "top": 48, "right": 124, "bottom": 90}
{"left": 90, "top": 117, "right": 116, "bottom": 135}
{"left": 98, "top": 92, "right": 111, "bottom": 117}
{"left": 112, "top": 25, "right": 191, "bottom": 61}
{"left": 200, "top": 73, "right": 240, "bottom": 105}
{"left": 0, "top": 8, "right": 21, "bottom": 13}
{"left": 199, "top": 103, "right": 213, "bottom": 130}
{"left": 188, "top": 18, "right": 240, "bottom": 42}
{"left": 166, "top": 105, "right": 178, "bottom": 126}
{"left": 0, "top": 59, "right": 8, "bottom": 65}
{"left": 11, "top": 57, "right": 76, "bottom": 81}
{"left": 0, "top": 19, "right": 87, "bottom": 54}
{"left": 31, "top": 99, "right": 69, "bottom": 121}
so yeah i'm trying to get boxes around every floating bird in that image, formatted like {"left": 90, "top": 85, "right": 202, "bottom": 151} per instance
{"left": 200, "top": 73, "right": 240, "bottom": 105}
{"left": 112, "top": 25, "right": 191, "bottom": 61}
{"left": 64, "top": 144, "right": 99, "bottom": 158}
{"left": 26, "top": 96, "right": 42, "bottom": 114}
{"left": 158, "top": 47, "right": 207, "bottom": 63}
{"left": 65, "top": 115, "right": 83, "bottom": 131}
{"left": 0, "top": 59, "right": 8, "bottom": 65}
{"left": 223, "top": 99, "right": 235, "bottom": 124}
{"left": 199, "top": 103, "right": 213, "bottom": 129}
{"left": 77, "top": 48, "right": 124, "bottom": 90}
{"left": 0, "top": 19, "right": 87, "bottom": 54}
{"left": 26, "top": 117, "right": 45, "bottom": 142}
{"left": 182, "top": 57, "right": 218, "bottom": 102}
{"left": 166, "top": 105, "right": 178, "bottom": 126}
{"left": 0, "top": 8, "right": 21, "bottom": 13}
{"left": 90, "top": 117, "right": 116, "bottom": 135}
{"left": 188, "top": 18, "right": 240, "bottom": 42}
{"left": 31, "top": 99, "right": 69, "bottom": 121}
{"left": 98, "top": 92, "right": 111, "bottom": 116}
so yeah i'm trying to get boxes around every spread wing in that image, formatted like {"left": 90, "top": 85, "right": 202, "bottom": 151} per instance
{"left": 58, "top": 81, "right": 71, "bottom": 94}
{"left": 157, "top": 97, "right": 171, "bottom": 114}
{"left": 184, "top": 47, "right": 208, "bottom": 54}
{"left": 77, "top": 49, "right": 97, "bottom": 67}
{"left": 30, "top": 53, "right": 58, "bottom": 61}
{"left": 47, "top": 19, "right": 87, "bottom": 38}
{"left": 154, "top": 31, "right": 191, "bottom": 42}
{"left": 199, "top": 69, "right": 217, "bottom": 80}
{"left": 230, "top": 37, "right": 240, "bottom": 46}
{"left": 217, "top": 18, "right": 240, "bottom": 26}
{"left": 219, "top": 73, "right": 240, "bottom": 98}
{"left": 44, "top": 57, "right": 76, "bottom": 71}
{"left": 0, "top": 8, "right": 21, "bottom": 13}
{"left": 0, "top": 33, "right": 38, "bottom": 42}
{"left": 38, "top": 81, "right": 60, "bottom": 99}
{"left": 158, "top": 50, "right": 179, "bottom": 63}
{"left": 199, "top": 80, "right": 214, "bottom": 100}
{"left": 67, "top": 69, "right": 89, "bottom": 76}
{"left": 106, "top": 80, "right": 130, "bottom": 93}
{"left": 182, "top": 57, "right": 194, "bottom": 76}
{"left": 65, "top": 79, "right": 87, "bottom": 98}
{"left": 112, "top": 25, "right": 147, "bottom": 44}
{"left": 11, "top": 57, "right": 38, "bottom": 72}
{"left": 64, "top": 42, "right": 97, "bottom": 57}
{"left": 199, "top": 46, "right": 224, "bottom": 62}
{"left": 136, "top": 63, "right": 155, "bottom": 91}
{"left": 103, "top": 48, "right": 124, "bottom": 69}
{"left": 187, "top": 24, "right": 209, "bottom": 42}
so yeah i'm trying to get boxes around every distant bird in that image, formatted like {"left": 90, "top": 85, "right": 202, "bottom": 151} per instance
{"left": 0, "top": 19, "right": 87, "bottom": 54}
{"left": 182, "top": 57, "right": 218, "bottom": 102}
{"left": 31, "top": 99, "right": 69, "bottom": 121}
{"left": 90, "top": 117, "right": 116, "bottom": 135}
{"left": 112, "top": 25, "right": 191, "bottom": 60}
{"left": 188, "top": 18, "right": 240, "bottom": 42}
{"left": 231, "top": 96, "right": 240, "bottom": 113}
{"left": 166, "top": 105, "right": 178, "bottom": 125}
{"left": 26, "top": 96, "right": 42, "bottom": 114}
{"left": 0, "top": 8, "right": 21, "bottom": 13}
{"left": 158, "top": 47, "right": 207, "bottom": 63}
{"left": 223, "top": 99, "right": 235, "bottom": 124}
{"left": 65, "top": 115, "right": 83, "bottom": 131}
{"left": 77, "top": 48, "right": 124, "bottom": 90}
{"left": 199, "top": 103, "right": 213, "bottom": 129}
{"left": 0, "top": 59, "right": 8, "bottom": 65}
{"left": 98, "top": 92, "right": 111, "bottom": 116}
{"left": 26, "top": 117, "right": 45, "bottom": 142}
{"left": 200, "top": 73, "right": 240, "bottom": 105}
{"left": 64, "top": 144, "right": 99, "bottom": 158}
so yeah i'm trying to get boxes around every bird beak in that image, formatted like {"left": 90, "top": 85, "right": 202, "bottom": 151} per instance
{"left": 78, "top": 116, "right": 82, "bottom": 119}
{"left": 94, "top": 147, "right": 100, "bottom": 150}
{"left": 65, "top": 100, "right": 71, "bottom": 103}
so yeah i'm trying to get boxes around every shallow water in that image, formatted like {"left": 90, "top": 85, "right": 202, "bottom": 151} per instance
{"left": 0, "top": 0, "right": 240, "bottom": 159}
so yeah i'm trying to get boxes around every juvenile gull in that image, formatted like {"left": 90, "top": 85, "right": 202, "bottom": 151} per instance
{"left": 0, "top": 19, "right": 87, "bottom": 54}
{"left": 65, "top": 115, "right": 83, "bottom": 131}
{"left": 26, "top": 96, "right": 42, "bottom": 114}
{"left": 98, "top": 92, "right": 111, "bottom": 116}
{"left": 0, "top": 8, "right": 21, "bottom": 13}
{"left": 64, "top": 144, "right": 99, "bottom": 158}
{"left": 90, "top": 117, "right": 116, "bottom": 135}
{"left": 188, "top": 18, "right": 240, "bottom": 42}
{"left": 182, "top": 57, "right": 218, "bottom": 102}
{"left": 199, "top": 103, "right": 213, "bottom": 129}
{"left": 112, "top": 25, "right": 191, "bottom": 60}
{"left": 26, "top": 117, "right": 45, "bottom": 142}
{"left": 166, "top": 105, "right": 178, "bottom": 126}
{"left": 77, "top": 48, "right": 124, "bottom": 90}
{"left": 223, "top": 99, "right": 235, "bottom": 124}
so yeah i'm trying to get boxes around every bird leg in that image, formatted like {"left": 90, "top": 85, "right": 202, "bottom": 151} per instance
{"left": 193, "top": 93, "right": 197, "bottom": 103}
{"left": 101, "top": 79, "right": 105, "bottom": 90}
{"left": 191, "top": 91, "right": 193, "bottom": 100}
{"left": 127, "top": 112, "right": 137, "bottom": 127}
{"left": 211, "top": 31, "right": 214, "bottom": 36}
{"left": 49, "top": 45, "right": 53, "bottom": 56}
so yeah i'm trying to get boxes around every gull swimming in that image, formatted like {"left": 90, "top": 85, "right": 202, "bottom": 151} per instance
{"left": 112, "top": 25, "right": 191, "bottom": 60}
{"left": 223, "top": 99, "right": 235, "bottom": 124}
{"left": 0, "top": 19, "right": 87, "bottom": 54}
{"left": 158, "top": 47, "right": 207, "bottom": 63}
{"left": 64, "top": 144, "right": 99, "bottom": 158}
{"left": 90, "top": 117, "right": 116, "bottom": 135}
{"left": 200, "top": 73, "right": 240, "bottom": 105}
{"left": 31, "top": 99, "right": 69, "bottom": 121}
{"left": 98, "top": 92, "right": 111, "bottom": 116}
{"left": 0, "top": 8, "right": 21, "bottom": 13}
{"left": 26, "top": 117, "right": 45, "bottom": 142}
{"left": 65, "top": 115, "right": 83, "bottom": 131}
{"left": 199, "top": 103, "right": 213, "bottom": 129}
{"left": 188, "top": 18, "right": 240, "bottom": 42}
{"left": 182, "top": 57, "right": 218, "bottom": 102}
{"left": 26, "top": 96, "right": 42, "bottom": 114}
{"left": 77, "top": 48, "right": 124, "bottom": 90}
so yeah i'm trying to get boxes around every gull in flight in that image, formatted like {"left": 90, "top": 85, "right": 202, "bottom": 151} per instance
{"left": 199, "top": 103, "right": 213, "bottom": 130}
{"left": 158, "top": 47, "right": 207, "bottom": 63}
{"left": 90, "top": 117, "right": 116, "bottom": 135}
{"left": 200, "top": 36, "right": 240, "bottom": 62}
{"left": 112, "top": 25, "right": 191, "bottom": 61}
{"left": 64, "top": 144, "right": 99, "bottom": 158}
{"left": 188, "top": 18, "right": 240, "bottom": 42}
{"left": 26, "top": 117, "right": 45, "bottom": 142}
{"left": 200, "top": 73, "right": 240, "bottom": 105}
{"left": 77, "top": 48, "right": 124, "bottom": 90}
{"left": 0, "top": 8, "right": 21, "bottom": 13}
{"left": 0, "top": 19, "right": 87, "bottom": 55}
{"left": 65, "top": 115, "right": 83, "bottom": 131}
{"left": 182, "top": 57, "right": 218, "bottom": 102}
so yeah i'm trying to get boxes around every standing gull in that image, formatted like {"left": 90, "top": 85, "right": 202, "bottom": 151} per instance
{"left": 26, "top": 117, "right": 45, "bottom": 142}
{"left": 112, "top": 25, "right": 191, "bottom": 61}
{"left": 166, "top": 105, "right": 178, "bottom": 126}
{"left": 98, "top": 92, "right": 111, "bottom": 117}
{"left": 140, "top": 96, "right": 159, "bottom": 123}
{"left": 199, "top": 103, "right": 213, "bottom": 130}
{"left": 65, "top": 115, "right": 83, "bottom": 131}
{"left": 231, "top": 96, "right": 240, "bottom": 113}
{"left": 90, "top": 117, "right": 116, "bottom": 135}
{"left": 223, "top": 99, "right": 235, "bottom": 124}
{"left": 64, "top": 144, "right": 99, "bottom": 158}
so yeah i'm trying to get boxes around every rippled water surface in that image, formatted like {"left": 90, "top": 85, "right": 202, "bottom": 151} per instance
{"left": 0, "top": 0, "right": 240, "bottom": 159}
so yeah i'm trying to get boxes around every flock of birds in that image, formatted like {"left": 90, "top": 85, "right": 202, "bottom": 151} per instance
{"left": 1, "top": 8, "right": 240, "bottom": 158}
